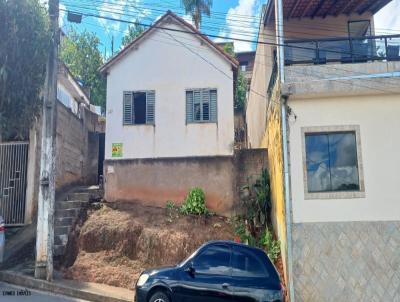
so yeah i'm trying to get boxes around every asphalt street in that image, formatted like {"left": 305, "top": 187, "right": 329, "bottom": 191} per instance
{"left": 0, "top": 282, "right": 89, "bottom": 302}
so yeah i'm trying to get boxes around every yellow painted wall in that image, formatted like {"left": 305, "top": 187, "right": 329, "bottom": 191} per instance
{"left": 246, "top": 19, "right": 289, "bottom": 289}
{"left": 261, "top": 84, "right": 288, "bottom": 288}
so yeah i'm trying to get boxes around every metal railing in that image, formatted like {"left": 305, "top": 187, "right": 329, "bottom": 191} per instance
{"left": 284, "top": 34, "right": 400, "bottom": 65}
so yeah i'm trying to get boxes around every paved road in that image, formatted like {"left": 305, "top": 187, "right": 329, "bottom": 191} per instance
{"left": 0, "top": 282, "right": 89, "bottom": 302}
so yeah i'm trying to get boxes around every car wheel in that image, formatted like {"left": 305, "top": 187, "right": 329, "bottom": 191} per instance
{"left": 149, "top": 291, "right": 170, "bottom": 302}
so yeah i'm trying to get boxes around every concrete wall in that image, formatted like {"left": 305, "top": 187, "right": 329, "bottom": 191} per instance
{"left": 105, "top": 21, "right": 235, "bottom": 160}
{"left": 104, "top": 149, "right": 267, "bottom": 216}
{"left": 55, "top": 101, "right": 101, "bottom": 191}
{"left": 288, "top": 93, "right": 400, "bottom": 223}
{"left": 246, "top": 22, "right": 275, "bottom": 149}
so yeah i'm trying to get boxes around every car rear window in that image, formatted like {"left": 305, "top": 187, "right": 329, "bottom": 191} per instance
{"left": 231, "top": 246, "right": 269, "bottom": 278}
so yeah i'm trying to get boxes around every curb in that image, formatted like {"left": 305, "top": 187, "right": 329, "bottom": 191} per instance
{"left": 0, "top": 270, "right": 133, "bottom": 302}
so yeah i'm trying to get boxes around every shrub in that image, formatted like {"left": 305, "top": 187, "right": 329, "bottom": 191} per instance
{"left": 166, "top": 200, "right": 175, "bottom": 210}
{"left": 260, "top": 229, "right": 280, "bottom": 263}
{"left": 180, "top": 188, "right": 208, "bottom": 215}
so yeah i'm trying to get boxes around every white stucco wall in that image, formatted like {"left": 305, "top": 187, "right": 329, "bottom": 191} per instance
{"left": 57, "top": 82, "right": 79, "bottom": 115}
{"left": 288, "top": 93, "right": 400, "bottom": 223}
{"left": 105, "top": 22, "right": 235, "bottom": 159}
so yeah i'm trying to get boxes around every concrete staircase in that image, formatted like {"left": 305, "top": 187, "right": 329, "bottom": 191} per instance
{"left": 54, "top": 186, "right": 101, "bottom": 257}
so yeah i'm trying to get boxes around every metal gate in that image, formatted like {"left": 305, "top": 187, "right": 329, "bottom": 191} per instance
{"left": 0, "top": 142, "right": 29, "bottom": 225}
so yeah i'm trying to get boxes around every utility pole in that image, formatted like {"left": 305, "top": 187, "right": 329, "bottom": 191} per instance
{"left": 35, "top": 0, "right": 59, "bottom": 281}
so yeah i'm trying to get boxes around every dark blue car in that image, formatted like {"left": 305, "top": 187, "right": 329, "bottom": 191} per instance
{"left": 135, "top": 240, "right": 283, "bottom": 302}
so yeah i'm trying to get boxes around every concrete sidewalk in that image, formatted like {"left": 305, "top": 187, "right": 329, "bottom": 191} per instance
{"left": 0, "top": 270, "right": 134, "bottom": 302}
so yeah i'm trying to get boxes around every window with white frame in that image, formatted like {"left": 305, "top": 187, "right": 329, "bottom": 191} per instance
{"left": 123, "top": 91, "right": 155, "bottom": 125}
{"left": 302, "top": 125, "right": 365, "bottom": 199}
{"left": 186, "top": 89, "right": 217, "bottom": 123}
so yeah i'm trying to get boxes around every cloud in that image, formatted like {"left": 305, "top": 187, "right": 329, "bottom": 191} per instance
{"left": 97, "top": 0, "right": 128, "bottom": 32}
{"left": 182, "top": 14, "right": 195, "bottom": 26}
{"left": 374, "top": 0, "right": 400, "bottom": 35}
{"left": 217, "top": 0, "right": 262, "bottom": 52}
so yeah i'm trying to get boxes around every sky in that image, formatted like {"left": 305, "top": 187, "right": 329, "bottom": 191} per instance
{"left": 57, "top": 0, "right": 400, "bottom": 58}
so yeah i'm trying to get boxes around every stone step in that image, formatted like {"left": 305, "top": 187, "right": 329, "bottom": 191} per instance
{"left": 56, "top": 200, "right": 87, "bottom": 210}
{"left": 55, "top": 208, "right": 81, "bottom": 219}
{"left": 54, "top": 234, "right": 68, "bottom": 246}
{"left": 54, "top": 244, "right": 65, "bottom": 257}
{"left": 68, "top": 192, "right": 90, "bottom": 202}
{"left": 55, "top": 226, "right": 70, "bottom": 236}
{"left": 55, "top": 217, "right": 74, "bottom": 227}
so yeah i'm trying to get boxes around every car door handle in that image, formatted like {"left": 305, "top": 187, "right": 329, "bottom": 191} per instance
{"left": 222, "top": 283, "right": 230, "bottom": 289}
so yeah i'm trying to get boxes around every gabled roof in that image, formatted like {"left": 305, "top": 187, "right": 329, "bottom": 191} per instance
{"left": 100, "top": 11, "right": 239, "bottom": 74}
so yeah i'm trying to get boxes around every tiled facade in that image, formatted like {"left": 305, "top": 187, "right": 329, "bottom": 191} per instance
{"left": 292, "top": 221, "right": 400, "bottom": 301}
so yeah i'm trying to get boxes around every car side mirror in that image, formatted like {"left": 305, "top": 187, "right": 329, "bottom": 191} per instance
{"left": 184, "top": 263, "right": 195, "bottom": 276}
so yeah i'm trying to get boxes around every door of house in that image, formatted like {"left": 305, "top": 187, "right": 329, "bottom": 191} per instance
{"left": 0, "top": 142, "right": 29, "bottom": 225}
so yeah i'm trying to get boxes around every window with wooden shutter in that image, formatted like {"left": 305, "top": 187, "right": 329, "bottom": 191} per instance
{"left": 123, "top": 92, "right": 133, "bottom": 125}
{"left": 210, "top": 89, "right": 217, "bottom": 122}
{"left": 146, "top": 91, "right": 155, "bottom": 124}
{"left": 123, "top": 90, "right": 155, "bottom": 126}
{"left": 186, "top": 91, "right": 194, "bottom": 123}
{"left": 186, "top": 89, "right": 217, "bottom": 124}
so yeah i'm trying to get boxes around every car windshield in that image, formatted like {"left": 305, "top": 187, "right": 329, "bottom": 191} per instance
{"left": 178, "top": 246, "right": 202, "bottom": 267}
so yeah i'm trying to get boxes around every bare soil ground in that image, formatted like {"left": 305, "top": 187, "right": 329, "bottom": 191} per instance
{"left": 62, "top": 201, "right": 235, "bottom": 289}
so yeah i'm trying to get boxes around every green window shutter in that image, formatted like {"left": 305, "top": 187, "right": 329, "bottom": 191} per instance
{"left": 186, "top": 90, "right": 194, "bottom": 123}
{"left": 193, "top": 90, "right": 201, "bottom": 121}
{"left": 146, "top": 90, "right": 155, "bottom": 124}
{"left": 210, "top": 89, "right": 217, "bottom": 122}
{"left": 202, "top": 89, "right": 210, "bottom": 121}
{"left": 123, "top": 92, "right": 133, "bottom": 125}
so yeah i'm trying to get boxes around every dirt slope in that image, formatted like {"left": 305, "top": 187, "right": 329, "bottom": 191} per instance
{"left": 63, "top": 202, "right": 235, "bottom": 289}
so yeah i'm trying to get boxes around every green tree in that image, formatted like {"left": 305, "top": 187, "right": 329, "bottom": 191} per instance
{"left": 236, "top": 71, "right": 247, "bottom": 110}
{"left": 223, "top": 43, "right": 235, "bottom": 57}
{"left": 60, "top": 29, "right": 106, "bottom": 111}
{"left": 221, "top": 43, "right": 247, "bottom": 110}
{"left": 0, "top": 0, "right": 50, "bottom": 140}
{"left": 181, "top": 0, "right": 213, "bottom": 29}
{"left": 121, "top": 21, "right": 145, "bottom": 48}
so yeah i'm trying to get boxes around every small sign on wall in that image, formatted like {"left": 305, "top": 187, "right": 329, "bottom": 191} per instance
{"left": 112, "top": 143, "right": 123, "bottom": 158}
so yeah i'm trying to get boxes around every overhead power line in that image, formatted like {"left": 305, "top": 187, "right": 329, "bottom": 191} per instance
{"left": 61, "top": 8, "right": 400, "bottom": 59}
{"left": 75, "top": 18, "right": 400, "bottom": 96}
{"left": 61, "top": 0, "right": 400, "bottom": 34}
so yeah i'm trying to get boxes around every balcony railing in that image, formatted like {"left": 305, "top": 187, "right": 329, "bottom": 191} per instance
{"left": 284, "top": 34, "right": 400, "bottom": 65}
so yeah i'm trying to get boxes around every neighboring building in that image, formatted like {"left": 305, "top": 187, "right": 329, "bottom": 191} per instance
{"left": 236, "top": 51, "right": 256, "bottom": 88}
{"left": 55, "top": 63, "right": 104, "bottom": 190}
{"left": 57, "top": 63, "right": 101, "bottom": 117}
{"left": 100, "top": 11, "right": 244, "bottom": 215}
{"left": 246, "top": 0, "right": 400, "bottom": 300}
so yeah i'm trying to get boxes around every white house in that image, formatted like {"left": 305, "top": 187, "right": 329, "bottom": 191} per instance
{"left": 100, "top": 11, "right": 240, "bottom": 214}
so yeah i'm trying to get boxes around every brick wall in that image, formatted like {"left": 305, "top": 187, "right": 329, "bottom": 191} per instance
{"left": 55, "top": 102, "right": 101, "bottom": 191}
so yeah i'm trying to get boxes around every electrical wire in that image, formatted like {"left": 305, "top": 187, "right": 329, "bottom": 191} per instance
{"left": 75, "top": 18, "right": 400, "bottom": 96}
{"left": 61, "top": 0, "right": 400, "bottom": 35}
